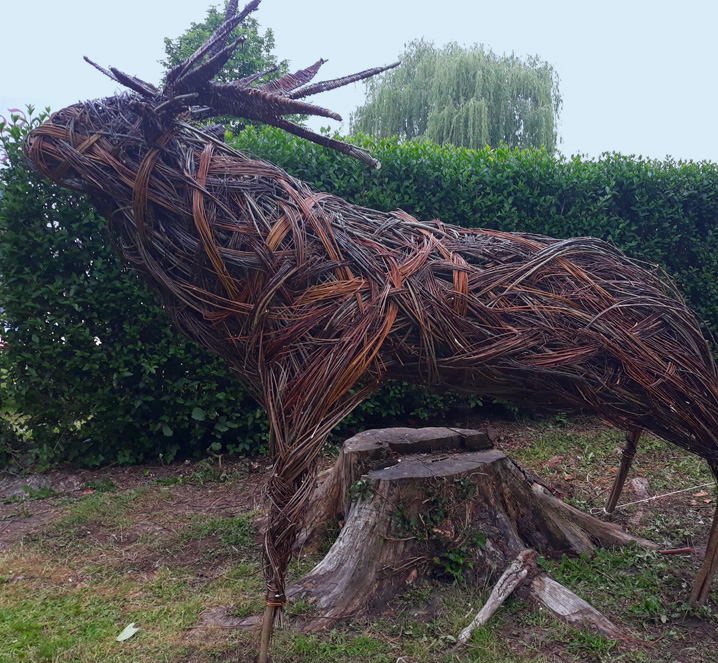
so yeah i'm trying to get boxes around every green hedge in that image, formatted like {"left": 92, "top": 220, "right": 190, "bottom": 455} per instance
{"left": 2, "top": 114, "right": 718, "bottom": 468}
{"left": 0, "top": 112, "right": 268, "bottom": 468}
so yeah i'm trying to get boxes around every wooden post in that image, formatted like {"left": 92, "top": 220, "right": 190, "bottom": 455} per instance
{"left": 258, "top": 578, "right": 284, "bottom": 663}
{"left": 605, "top": 428, "right": 641, "bottom": 514}
{"left": 258, "top": 604, "right": 275, "bottom": 663}
{"left": 689, "top": 502, "right": 718, "bottom": 605}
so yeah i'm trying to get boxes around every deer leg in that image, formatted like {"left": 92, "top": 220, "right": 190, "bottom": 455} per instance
{"left": 689, "top": 464, "right": 718, "bottom": 605}
{"left": 605, "top": 428, "right": 641, "bottom": 514}
{"left": 258, "top": 465, "right": 315, "bottom": 663}
{"left": 258, "top": 378, "right": 372, "bottom": 663}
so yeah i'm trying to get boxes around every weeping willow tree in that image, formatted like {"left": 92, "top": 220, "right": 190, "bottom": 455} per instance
{"left": 350, "top": 40, "right": 561, "bottom": 151}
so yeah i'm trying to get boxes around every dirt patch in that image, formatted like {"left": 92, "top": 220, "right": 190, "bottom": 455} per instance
{"left": 0, "top": 499, "right": 64, "bottom": 550}
{"left": 0, "top": 460, "right": 269, "bottom": 553}
{"left": 185, "top": 606, "right": 250, "bottom": 642}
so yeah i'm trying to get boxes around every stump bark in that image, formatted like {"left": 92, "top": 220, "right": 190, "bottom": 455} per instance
{"left": 289, "top": 427, "right": 655, "bottom": 630}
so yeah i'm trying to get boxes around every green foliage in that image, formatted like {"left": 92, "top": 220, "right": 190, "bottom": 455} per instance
{"left": 336, "top": 380, "right": 461, "bottom": 437}
{"left": 82, "top": 477, "right": 117, "bottom": 493}
{"left": 0, "top": 109, "right": 269, "bottom": 468}
{"left": 292, "top": 632, "right": 390, "bottom": 659}
{"left": 350, "top": 39, "right": 561, "bottom": 151}
{"left": 348, "top": 478, "right": 374, "bottom": 502}
{"left": 392, "top": 479, "right": 487, "bottom": 583}
{"left": 2, "top": 484, "right": 60, "bottom": 504}
{"left": 0, "top": 415, "right": 21, "bottom": 469}
{"left": 181, "top": 513, "right": 256, "bottom": 549}
{"left": 434, "top": 544, "right": 475, "bottom": 582}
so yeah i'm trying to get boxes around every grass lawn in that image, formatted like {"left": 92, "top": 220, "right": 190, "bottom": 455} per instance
{"left": 1, "top": 415, "right": 716, "bottom": 662}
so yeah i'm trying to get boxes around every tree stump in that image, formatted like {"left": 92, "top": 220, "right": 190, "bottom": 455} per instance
{"left": 289, "top": 427, "right": 655, "bottom": 632}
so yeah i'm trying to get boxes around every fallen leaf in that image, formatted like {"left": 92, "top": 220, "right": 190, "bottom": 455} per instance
{"left": 693, "top": 491, "right": 709, "bottom": 498}
{"left": 691, "top": 500, "right": 698, "bottom": 506}
{"left": 116, "top": 623, "right": 140, "bottom": 642}
{"left": 540, "top": 455, "right": 565, "bottom": 469}
{"left": 704, "top": 498, "right": 713, "bottom": 504}
{"left": 564, "top": 475, "right": 573, "bottom": 481}
{"left": 81, "top": 489, "right": 94, "bottom": 495}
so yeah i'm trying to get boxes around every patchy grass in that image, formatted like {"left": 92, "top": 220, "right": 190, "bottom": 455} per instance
{"left": 2, "top": 484, "right": 61, "bottom": 504}
{"left": 1, "top": 418, "right": 717, "bottom": 662}
{"left": 178, "top": 514, "right": 256, "bottom": 549}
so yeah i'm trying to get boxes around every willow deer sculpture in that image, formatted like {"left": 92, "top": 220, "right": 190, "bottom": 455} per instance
{"left": 24, "top": 1, "right": 718, "bottom": 659}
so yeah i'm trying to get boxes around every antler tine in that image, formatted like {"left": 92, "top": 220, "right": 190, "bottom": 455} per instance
{"left": 165, "top": 12, "right": 246, "bottom": 88}
{"left": 257, "top": 59, "right": 327, "bottom": 96}
{"left": 224, "top": 0, "right": 240, "bottom": 23}
{"left": 173, "top": 36, "right": 246, "bottom": 94}
{"left": 84, "top": 57, "right": 120, "bottom": 83}
{"left": 109, "top": 67, "right": 158, "bottom": 98}
{"left": 289, "top": 61, "right": 401, "bottom": 99}
{"left": 271, "top": 118, "right": 382, "bottom": 169}
{"left": 205, "top": 0, "right": 240, "bottom": 59}
{"left": 165, "top": 0, "right": 261, "bottom": 88}
{"left": 144, "top": 0, "right": 394, "bottom": 168}
{"left": 207, "top": 83, "right": 342, "bottom": 121}
{"left": 236, "top": 65, "right": 280, "bottom": 86}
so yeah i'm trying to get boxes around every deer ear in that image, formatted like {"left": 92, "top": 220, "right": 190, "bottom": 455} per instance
{"left": 109, "top": 68, "right": 158, "bottom": 98}
{"left": 84, "top": 57, "right": 120, "bottom": 84}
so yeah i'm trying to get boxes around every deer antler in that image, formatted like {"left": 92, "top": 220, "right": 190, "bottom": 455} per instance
{"left": 164, "top": 0, "right": 261, "bottom": 88}
{"left": 84, "top": 0, "right": 399, "bottom": 167}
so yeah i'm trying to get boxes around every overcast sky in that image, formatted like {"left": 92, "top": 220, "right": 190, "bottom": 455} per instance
{"left": 3, "top": 0, "right": 717, "bottom": 164}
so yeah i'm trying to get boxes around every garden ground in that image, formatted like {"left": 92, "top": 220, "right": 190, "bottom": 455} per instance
{"left": 1, "top": 414, "right": 717, "bottom": 662}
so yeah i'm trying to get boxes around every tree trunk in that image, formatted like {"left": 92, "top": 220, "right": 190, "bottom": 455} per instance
{"left": 289, "top": 427, "right": 655, "bottom": 630}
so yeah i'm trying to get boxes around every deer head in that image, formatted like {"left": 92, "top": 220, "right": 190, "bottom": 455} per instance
{"left": 25, "top": 0, "right": 398, "bottom": 191}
